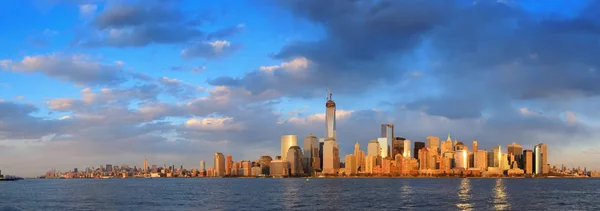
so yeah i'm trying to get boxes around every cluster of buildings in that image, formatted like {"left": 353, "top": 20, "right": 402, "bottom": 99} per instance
{"left": 41, "top": 90, "right": 598, "bottom": 179}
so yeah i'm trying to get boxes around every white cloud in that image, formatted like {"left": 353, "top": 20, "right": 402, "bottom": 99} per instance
{"left": 285, "top": 110, "right": 354, "bottom": 125}
{"left": 565, "top": 111, "right": 577, "bottom": 124}
{"left": 185, "top": 117, "right": 245, "bottom": 131}
{"left": 181, "top": 40, "right": 241, "bottom": 59}
{"left": 15, "top": 96, "right": 25, "bottom": 101}
{"left": 48, "top": 98, "right": 77, "bottom": 110}
{"left": 59, "top": 116, "right": 72, "bottom": 120}
{"left": 259, "top": 57, "right": 311, "bottom": 73}
{"left": 79, "top": 4, "right": 98, "bottom": 17}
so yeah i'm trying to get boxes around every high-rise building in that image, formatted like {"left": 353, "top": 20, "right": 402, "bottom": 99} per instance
{"left": 303, "top": 134, "right": 320, "bottom": 174}
{"left": 270, "top": 158, "right": 289, "bottom": 177}
{"left": 474, "top": 150, "right": 488, "bottom": 171}
{"left": 392, "top": 137, "right": 404, "bottom": 158}
{"left": 367, "top": 140, "right": 380, "bottom": 156}
{"left": 365, "top": 155, "right": 376, "bottom": 173}
{"left": 281, "top": 135, "right": 298, "bottom": 161}
{"left": 455, "top": 150, "right": 468, "bottom": 169}
{"left": 326, "top": 91, "right": 336, "bottom": 139}
{"left": 143, "top": 157, "right": 148, "bottom": 174}
{"left": 322, "top": 137, "right": 340, "bottom": 174}
{"left": 539, "top": 143, "right": 548, "bottom": 174}
{"left": 377, "top": 137, "right": 389, "bottom": 158}
{"left": 507, "top": 142, "right": 523, "bottom": 168}
{"left": 200, "top": 160, "right": 206, "bottom": 171}
{"left": 414, "top": 142, "right": 426, "bottom": 161}
{"left": 472, "top": 140, "right": 478, "bottom": 152}
{"left": 354, "top": 141, "right": 365, "bottom": 171}
{"left": 106, "top": 164, "right": 113, "bottom": 172}
{"left": 523, "top": 150, "right": 533, "bottom": 174}
{"left": 345, "top": 154, "right": 357, "bottom": 175}
{"left": 418, "top": 147, "right": 429, "bottom": 170}
{"left": 213, "top": 152, "right": 225, "bottom": 177}
{"left": 319, "top": 139, "right": 324, "bottom": 171}
{"left": 426, "top": 136, "right": 440, "bottom": 152}
{"left": 225, "top": 154, "right": 233, "bottom": 176}
{"left": 492, "top": 146, "right": 501, "bottom": 168}
{"left": 445, "top": 134, "right": 453, "bottom": 152}
{"left": 287, "top": 146, "right": 304, "bottom": 176}
{"left": 403, "top": 139, "right": 412, "bottom": 158}
{"left": 381, "top": 124, "right": 394, "bottom": 157}
{"left": 533, "top": 144, "right": 549, "bottom": 174}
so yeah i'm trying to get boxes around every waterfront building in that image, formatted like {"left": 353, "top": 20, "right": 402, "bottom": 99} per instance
{"left": 414, "top": 142, "right": 425, "bottom": 161}
{"left": 143, "top": 157, "right": 148, "bottom": 174}
{"left": 492, "top": 146, "right": 501, "bottom": 168}
{"left": 472, "top": 140, "right": 478, "bottom": 152}
{"left": 377, "top": 137, "right": 390, "bottom": 158}
{"left": 259, "top": 156, "right": 272, "bottom": 167}
{"left": 367, "top": 140, "right": 380, "bottom": 156}
{"left": 380, "top": 124, "right": 394, "bottom": 158}
{"left": 226, "top": 154, "right": 233, "bottom": 176}
{"left": 539, "top": 143, "right": 548, "bottom": 174}
{"left": 392, "top": 137, "right": 404, "bottom": 158}
{"left": 322, "top": 137, "right": 340, "bottom": 174}
{"left": 426, "top": 136, "right": 440, "bottom": 153}
{"left": 281, "top": 135, "right": 298, "bottom": 161}
{"left": 418, "top": 148, "right": 429, "bottom": 170}
{"left": 403, "top": 139, "right": 412, "bottom": 158}
{"left": 200, "top": 160, "right": 205, "bottom": 171}
{"left": 270, "top": 159, "right": 289, "bottom": 177}
{"left": 523, "top": 150, "right": 533, "bottom": 174}
{"left": 475, "top": 150, "right": 488, "bottom": 171}
{"left": 534, "top": 145, "right": 542, "bottom": 174}
{"left": 455, "top": 150, "right": 468, "bottom": 169}
{"left": 326, "top": 91, "right": 336, "bottom": 139}
{"left": 365, "top": 155, "right": 377, "bottom": 173}
{"left": 303, "top": 134, "right": 320, "bottom": 174}
{"left": 508, "top": 142, "right": 523, "bottom": 168}
{"left": 345, "top": 154, "right": 357, "bottom": 175}
{"left": 287, "top": 146, "right": 304, "bottom": 176}
{"left": 214, "top": 152, "right": 225, "bottom": 177}
{"left": 354, "top": 142, "right": 365, "bottom": 172}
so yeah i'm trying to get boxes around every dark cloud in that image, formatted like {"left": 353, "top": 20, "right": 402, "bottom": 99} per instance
{"left": 76, "top": 0, "right": 243, "bottom": 47}
{"left": 0, "top": 102, "right": 67, "bottom": 139}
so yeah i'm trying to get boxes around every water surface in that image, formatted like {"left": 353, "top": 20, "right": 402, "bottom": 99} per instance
{"left": 1, "top": 178, "right": 598, "bottom": 210}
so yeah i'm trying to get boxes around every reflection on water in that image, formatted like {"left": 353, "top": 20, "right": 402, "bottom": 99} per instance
{"left": 456, "top": 178, "right": 473, "bottom": 211}
{"left": 493, "top": 178, "right": 511, "bottom": 210}
{"left": 282, "top": 179, "right": 301, "bottom": 210}
{"left": 400, "top": 182, "right": 413, "bottom": 208}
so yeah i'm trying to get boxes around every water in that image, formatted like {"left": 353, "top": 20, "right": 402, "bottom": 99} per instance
{"left": 1, "top": 178, "right": 599, "bottom": 210}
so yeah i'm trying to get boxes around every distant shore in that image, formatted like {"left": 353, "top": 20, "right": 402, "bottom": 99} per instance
{"left": 30, "top": 175, "right": 594, "bottom": 179}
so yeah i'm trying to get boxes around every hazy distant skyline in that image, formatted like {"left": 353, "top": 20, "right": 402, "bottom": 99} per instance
{"left": 1, "top": 0, "right": 600, "bottom": 177}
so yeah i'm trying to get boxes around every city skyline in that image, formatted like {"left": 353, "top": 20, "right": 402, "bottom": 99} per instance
{"left": 2, "top": 0, "right": 600, "bottom": 177}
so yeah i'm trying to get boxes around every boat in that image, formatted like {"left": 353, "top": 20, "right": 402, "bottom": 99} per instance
{"left": 144, "top": 176, "right": 152, "bottom": 179}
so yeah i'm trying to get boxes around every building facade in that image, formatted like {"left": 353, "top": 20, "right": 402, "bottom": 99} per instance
{"left": 281, "top": 135, "right": 298, "bottom": 162}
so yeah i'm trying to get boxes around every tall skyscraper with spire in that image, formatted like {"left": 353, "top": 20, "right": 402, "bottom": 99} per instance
{"left": 143, "top": 157, "right": 148, "bottom": 174}
{"left": 322, "top": 88, "right": 340, "bottom": 174}
{"left": 326, "top": 89, "right": 336, "bottom": 139}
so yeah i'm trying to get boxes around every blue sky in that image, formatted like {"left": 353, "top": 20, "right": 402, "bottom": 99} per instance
{"left": 1, "top": 0, "right": 600, "bottom": 177}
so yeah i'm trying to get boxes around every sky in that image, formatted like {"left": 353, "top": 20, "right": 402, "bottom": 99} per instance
{"left": 1, "top": 0, "right": 600, "bottom": 177}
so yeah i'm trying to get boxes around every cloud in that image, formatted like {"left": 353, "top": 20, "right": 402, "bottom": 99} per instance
{"left": 181, "top": 40, "right": 242, "bottom": 59}
{"left": 76, "top": 1, "right": 243, "bottom": 47}
{"left": 159, "top": 77, "right": 201, "bottom": 100}
{"left": 185, "top": 117, "right": 245, "bottom": 131}
{"left": 582, "top": 149, "right": 600, "bottom": 155}
{"left": 0, "top": 53, "right": 128, "bottom": 86}
{"left": 79, "top": 4, "right": 97, "bottom": 17}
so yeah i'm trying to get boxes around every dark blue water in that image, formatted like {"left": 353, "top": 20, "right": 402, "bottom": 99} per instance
{"left": 1, "top": 178, "right": 599, "bottom": 210}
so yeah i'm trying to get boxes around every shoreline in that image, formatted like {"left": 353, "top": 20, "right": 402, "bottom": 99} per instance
{"left": 30, "top": 176, "right": 594, "bottom": 180}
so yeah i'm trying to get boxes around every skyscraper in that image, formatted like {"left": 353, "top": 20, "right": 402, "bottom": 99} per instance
{"left": 367, "top": 140, "right": 380, "bottom": 156}
{"left": 414, "top": 142, "right": 425, "bottom": 161}
{"left": 225, "top": 154, "right": 233, "bottom": 176}
{"left": 507, "top": 142, "right": 523, "bottom": 168}
{"left": 354, "top": 141, "right": 365, "bottom": 171}
{"left": 377, "top": 137, "right": 389, "bottom": 158}
{"left": 474, "top": 150, "right": 488, "bottom": 171}
{"left": 492, "top": 146, "right": 502, "bottom": 168}
{"left": 534, "top": 144, "right": 547, "bottom": 175}
{"left": 455, "top": 150, "right": 468, "bottom": 169}
{"left": 143, "top": 157, "right": 148, "bottom": 174}
{"left": 326, "top": 90, "right": 336, "bottom": 139}
{"left": 200, "top": 160, "right": 206, "bottom": 171}
{"left": 345, "top": 154, "right": 357, "bottom": 175}
{"left": 303, "top": 134, "right": 320, "bottom": 174}
{"left": 539, "top": 143, "right": 548, "bottom": 174}
{"left": 392, "top": 137, "right": 404, "bottom": 158}
{"left": 287, "top": 146, "right": 304, "bottom": 176}
{"left": 322, "top": 137, "right": 340, "bottom": 174}
{"left": 213, "top": 153, "right": 225, "bottom": 177}
{"left": 522, "top": 150, "right": 533, "bottom": 174}
{"left": 281, "top": 135, "right": 298, "bottom": 161}
{"left": 403, "top": 139, "right": 412, "bottom": 158}
{"left": 426, "top": 136, "right": 440, "bottom": 152}
{"left": 381, "top": 124, "right": 394, "bottom": 157}
{"left": 472, "top": 140, "right": 478, "bottom": 152}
